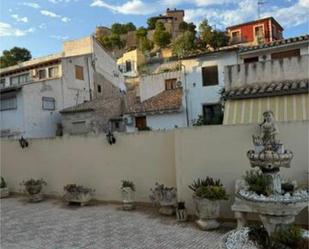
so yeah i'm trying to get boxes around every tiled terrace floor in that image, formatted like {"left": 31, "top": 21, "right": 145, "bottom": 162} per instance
{"left": 1, "top": 197, "right": 232, "bottom": 249}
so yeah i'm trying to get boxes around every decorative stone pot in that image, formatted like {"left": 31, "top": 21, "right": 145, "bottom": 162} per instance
{"left": 159, "top": 200, "right": 176, "bottom": 216}
{"left": 26, "top": 184, "right": 44, "bottom": 202}
{"left": 121, "top": 187, "right": 135, "bottom": 210}
{"left": 64, "top": 192, "right": 93, "bottom": 206}
{"left": 176, "top": 202, "right": 188, "bottom": 222}
{"left": 0, "top": 187, "right": 9, "bottom": 198}
{"left": 193, "top": 196, "right": 220, "bottom": 230}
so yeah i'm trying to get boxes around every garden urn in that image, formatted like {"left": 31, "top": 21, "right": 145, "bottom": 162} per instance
{"left": 121, "top": 187, "right": 135, "bottom": 210}
{"left": 194, "top": 196, "right": 220, "bottom": 230}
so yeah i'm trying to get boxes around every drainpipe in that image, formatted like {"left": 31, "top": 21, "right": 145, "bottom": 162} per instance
{"left": 86, "top": 56, "right": 92, "bottom": 101}
{"left": 180, "top": 61, "right": 189, "bottom": 127}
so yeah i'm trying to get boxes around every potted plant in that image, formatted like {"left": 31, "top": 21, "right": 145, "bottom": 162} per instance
{"left": 149, "top": 182, "right": 177, "bottom": 215}
{"left": 176, "top": 201, "right": 188, "bottom": 222}
{"left": 0, "top": 177, "right": 9, "bottom": 198}
{"left": 189, "top": 177, "right": 228, "bottom": 230}
{"left": 21, "top": 178, "right": 47, "bottom": 202}
{"left": 121, "top": 180, "right": 136, "bottom": 210}
{"left": 63, "top": 184, "right": 95, "bottom": 206}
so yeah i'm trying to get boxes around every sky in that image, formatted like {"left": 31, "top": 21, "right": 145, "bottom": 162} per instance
{"left": 0, "top": 0, "right": 308, "bottom": 58}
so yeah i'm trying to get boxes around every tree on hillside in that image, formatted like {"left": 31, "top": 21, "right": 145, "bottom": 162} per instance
{"left": 171, "top": 31, "right": 196, "bottom": 57}
{"left": 198, "top": 19, "right": 229, "bottom": 49}
{"left": 139, "top": 37, "right": 154, "bottom": 53}
{"left": 147, "top": 17, "right": 157, "bottom": 30}
{"left": 136, "top": 27, "right": 148, "bottom": 39}
{"left": 179, "top": 21, "right": 196, "bottom": 35}
{"left": 124, "top": 22, "right": 136, "bottom": 32}
{"left": 153, "top": 22, "right": 171, "bottom": 48}
{"left": 0, "top": 47, "right": 32, "bottom": 68}
{"left": 111, "top": 22, "right": 136, "bottom": 35}
{"left": 97, "top": 33, "right": 125, "bottom": 50}
{"left": 136, "top": 27, "right": 153, "bottom": 53}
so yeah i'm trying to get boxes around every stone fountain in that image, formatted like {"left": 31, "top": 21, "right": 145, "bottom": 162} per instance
{"left": 231, "top": 111, "right": 308, "bottom": 235}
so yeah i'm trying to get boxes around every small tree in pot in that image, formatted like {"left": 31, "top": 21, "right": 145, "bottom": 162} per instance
{"left": 189, "top": 177, "right": 228, "bottom": 230}
{"left": 121, "top": 180, "right": 135, "bottom": 210}
{"left": 21, "top": 178, "right": 47, "bottom": 202}
{"left": 63, "top": 184, "right": 95, "bottom": 206}
{"left": 0, "top": 177, "right": 9, "bottom": 198}
{"left": 150, "top": 182, "right": 177, "bottom": 215}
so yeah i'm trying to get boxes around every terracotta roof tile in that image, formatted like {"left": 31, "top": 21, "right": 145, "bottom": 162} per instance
{"left": 239, "top": 35, "right": 309, "bottom": 53}
{"left": 125, "top": 88, "right": 183, "bottom": 115}
{"left": 222, "top": 79, "right": 309, "bottom": 100}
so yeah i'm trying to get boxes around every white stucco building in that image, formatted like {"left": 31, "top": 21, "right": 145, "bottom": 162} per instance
{"left": 0, "top": 36, "right": 125, "bottom": 138}
{"left": 125, "top": 47, "right": 238, "bottom": 131}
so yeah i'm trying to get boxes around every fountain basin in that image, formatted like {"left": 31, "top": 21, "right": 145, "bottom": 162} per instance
{"left": 233, "top": 191, "right": 308, "bottom": 234}
{"left": 221, "top": 227, "right": 309, "bottom": 249}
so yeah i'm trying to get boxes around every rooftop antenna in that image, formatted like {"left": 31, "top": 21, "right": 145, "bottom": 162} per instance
{"left": 257, "top": 0, "right": 266, "bottom": 18}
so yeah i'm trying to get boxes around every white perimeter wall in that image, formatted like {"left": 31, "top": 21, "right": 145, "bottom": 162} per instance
{"left": 1, "top": 121, "right": 308, "bottom": 224}
{"left": 147, "top": 112, "right": 187, "bottom": 130}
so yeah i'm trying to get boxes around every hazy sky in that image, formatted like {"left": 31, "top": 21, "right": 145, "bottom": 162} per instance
{"left": 0, "top": 0, "right": 308, "bottom": 57}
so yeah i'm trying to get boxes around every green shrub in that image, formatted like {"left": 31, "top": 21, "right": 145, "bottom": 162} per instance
{"left": 243, "top": 170, "right": 272, "bottom": 196}
{"left": 272, "top": 225, "right": 303, "bottom": 248}
{"left": 195, "top": 185, "right": 228, "bottom": 200}
{"left": 249, "top": 225, "right": 306, "bottom": 249}
{"left": 121, "top": 180, "right": 135, "bottom": 191}
{"left": 189, "top": 177, "right": 222, "bottom": 192}
{"left": 0, "top": 177, "right": 7, "bottom": 188}
{"left": 21, "top": 178, "right": 47, "bottom": 195}
{"left": 189, "top": 177, "right": 228, "bottom": 200}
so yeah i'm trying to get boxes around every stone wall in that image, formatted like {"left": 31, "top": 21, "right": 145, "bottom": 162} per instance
{"left": 62, "top": 72, "right": 124, "bottom": 135}
{"left": 1, "top": 121, "right": 308, "bottom": 224}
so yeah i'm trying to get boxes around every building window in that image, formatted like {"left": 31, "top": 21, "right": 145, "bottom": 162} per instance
{"left": 42, "top": 97, "right": 55, "bottom": 110}
{"left": 231, "top": 31, "right": 241, "bottom": 43}
{"left": 0, "top": 94, "right": 17, "bottom": 111}
{"left": 202, "top": 104, "right": 223, "bottom": 125}
{"left": 97, "top": 84, "right": 102, "bottom": 93}
{"left": 0, "top": 78, "right": 5, "bottom": 88}
{"left": 271, "top": 49, "right": 300, "bottom": 60}
{"left": 125, "top": 60, "right": 132, "bottom": 72}
{"left": 38, "top": 69, "right": 46, "bottom": 80}
{"left": 135, "top": 116, "right": 147, "bottom": 130}
{"left": 165, "top": 78, "right": 177, "bottom": 90}
{"left": 254, "top": 25, "right": 264, "bottom": 43}
{"left": 202, "top": 65, "right": 218, "bottom": 86}
{"left": 48, "top": 66, "right": 59, "bottom": 78}
{"left": 10, "top": 73, "right": 30, "bottom": 85}
{"left": 244, "top": 57, "right": 259, "bottom": 63}
{"left": 75, "top": 65, "right": 84, "bottom": 80}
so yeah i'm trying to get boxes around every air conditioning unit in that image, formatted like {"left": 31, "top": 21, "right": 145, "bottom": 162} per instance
{"left": 176, "top": 80, "right": 182, "bottom": 88}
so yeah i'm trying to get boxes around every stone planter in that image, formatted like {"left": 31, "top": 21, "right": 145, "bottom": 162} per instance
{"left": 159, "top": 200, "right": 176, "bottom": 215}
{"left": 193, "top": 196, "right": 220, "bottom": 230}
{"left": 0, "top": 187, "right": 9, "bottom": 198}
{"left": 64, "top": 192, "right": 93, "bottom": 206}
{"left": 121, "top": 187, "right": 135, "bottom": 210}
{"left": 25, "top": 184, "right": 44, "bottom": 202}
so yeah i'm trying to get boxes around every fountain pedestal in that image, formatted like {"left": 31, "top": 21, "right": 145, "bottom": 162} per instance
{"left": 232, "top": 111, "right": 308, "bottom": 236}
